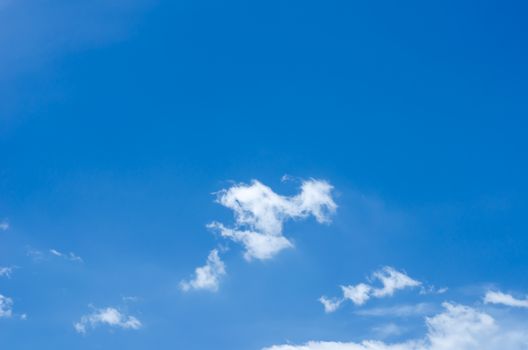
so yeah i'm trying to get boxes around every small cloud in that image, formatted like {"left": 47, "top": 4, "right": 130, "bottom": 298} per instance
{"left": 484, "top": 290, "right": 528, "bottom": 308}
{"left": 0, "top": 294, "right": 13, "bottom": 318}
{"left": 49, "top": 249, "right": 83, "bottom": 263}
{"left": 74, "top": 307, "right": 142, "bottom": 334}
{"left": 370, "top": 267, "right": 421, "bottom": 298}
{"left": 320, "top": 267, "right": 421, "bottom": 312}
{"left": 180, "top": 249, "right": 226, "bottom": 292}
{"left": 0, "top": 266, "right": 15, "bottom": 278}
{"left": 27, "top": 247, "right": 83, "bottom": 263}
{"left": 49, "top": 249, "right": 62, "bottom": 257}
{"left": 318, "top": 296, "right": 343, "bottom": 313}
{"left": 420, "top": 285, "right": 448, "bottom": 295}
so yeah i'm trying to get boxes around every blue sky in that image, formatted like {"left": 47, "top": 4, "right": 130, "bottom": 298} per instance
{"left": 1, "top": 0, "right": 528, "bottom": 349}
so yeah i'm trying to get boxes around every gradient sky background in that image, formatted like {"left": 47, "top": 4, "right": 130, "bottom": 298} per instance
{"left": 1, "top": 1, "right": 528, "bottom": 349}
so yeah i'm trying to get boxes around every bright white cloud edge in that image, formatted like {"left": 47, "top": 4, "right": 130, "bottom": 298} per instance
{"left": 209, "top": 179, "right": 337, "bottom": 261}
{"left": 263, "top": 302, "right": 528, "bottom": 350}
{"left": 320, "top": 267, "right": 421, "bottom": 313}
{"left": 484, "top": 290, "right": 528, "bottom": 308}
{"left": 74, "top": 307, "right": 142, "bottom": 334}
{"left": 180, "top": 249, "right": 226, "bottom": 292}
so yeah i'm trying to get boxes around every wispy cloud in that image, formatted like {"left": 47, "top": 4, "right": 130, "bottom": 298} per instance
{"left": 320, "top": 267, "right": 421, "bottom": 313}
{"left": 122, "top": 296, "right": 140, "bottom": 303}
{"left": 74, "top": 306, "right": 142, "bottom": 334}
{"left": 372, "top": 323, "right": 404, "bottom": 338}
{"left": 0, "top": 266, "right": 15, "bottom": 278}
{"left": 49, "top": 249, "right": 83, "bottom": 263}
{"left": 0, "top": 294, "right": 13, "bottom": 318}
{"left": 355, "top": 302, "right": 435, "bottom": 317}
{"left": 484, "top": 290, "right": 528, "bottom": 308}
{"left": 0, "top": 219, "right": 9, "bottom": 231}
{"left": 27, "top": 247, "right": 82, "bottom": 263}
{"left": 209, "top": 179, "right": 337, "bottom": 261}
{"left": 263, "top": 302, "right": 528, "bottom": 350}
{"left": 26, "top": 248, "right": 45, "bottom": 262}
{"left": 180, "top": 249, "right": 226, "bottom": 292}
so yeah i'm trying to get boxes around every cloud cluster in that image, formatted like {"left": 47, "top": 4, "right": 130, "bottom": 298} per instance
{"left": 74, "top": 307, "right": 142, "bottom": 334}
{"left": 484, "top": 290, "right": 528, "bottom": 308}
{"left": 182, "top": 178, "right": 337, "bottom": 293}
{"left": 0, "top": 294, "right": 13, "bottom": 318}
{"left": 209, "top": 179, "right": 337, "bottom": 261}
{"left": 320, "top": 267, "right": 421, "bottom": 313}
{"left": 263, "top": 302, "right": 528, "bottom": 350}
{"left": 180, "top": 249, "right": 226, "bottom": 292}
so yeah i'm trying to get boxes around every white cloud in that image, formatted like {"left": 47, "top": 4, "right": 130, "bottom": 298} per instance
{"left": 74, "top": 307, "right": 142, "bottom": 334}
{"left": 0, "top": 294, "right": 13, "bottom": 318}
{"left": 484, "top": 291, "right": 528, "bottom": 308}
{"left": 0, "top": 266, "right": 14, "bottom": 278}
{"left": 49, "top": 249, "right": 83, "bottom": 263}
{"left": 371, "top": 267, "right": 421, "bottom": 298}
{"left": 209, "top": 179, "right": 337, "bottom": 261}
{"left": 342, "top": 283, "right": 372, "bottom": 306}
{"left": 0, "top": 219, "right": 8, "bottom": 231}
{"left": 319, "top": 296, "right": 343, "bottom": 313}
{"left": 320, "top": 267, "right": 421, "bottom": 313}
{"left": 263, "top": 302, "right": 528, "bottom": 350}
{"left": 208, "top": 223, "right": 293, "bottom": 261}
{"left": 180, "top": 249, "right": 226, "bottom": 292}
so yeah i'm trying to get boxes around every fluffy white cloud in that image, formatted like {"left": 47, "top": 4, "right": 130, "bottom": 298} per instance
{"left": 371, "top": 267, "right": 421, "bottom": 298}
{"left": 180, "top": 249, "right": 226, "bottom": 292}
{"left": 209, "top": 179, "right": 337, "bottom": 260}
{"left": 484, "top": 291, "right": 528, "bottom": 308}
{"left": 0, "top": 294, "right": 13, "bottom": 318}
{"left": 263, "top": 303, "right": 528, "bottom": 350}
{"left": 342, "top": 283, "right": 372, "bottom": 306}
{"left": 208, "top": 223, "right": 293, "bottom": 261}
{"left": 320, "top": 267, "right": 421, "bottom": 312}
{"left": 319, "top": 296, "right": 343, "bottom": 313}
{"left": 74, "top": 307, "right": 142, "bottom": 334}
